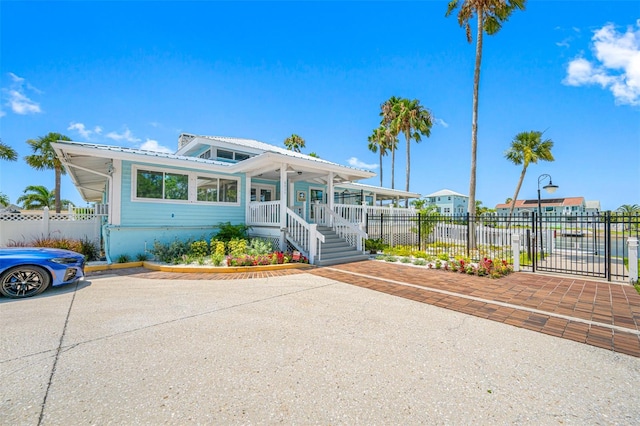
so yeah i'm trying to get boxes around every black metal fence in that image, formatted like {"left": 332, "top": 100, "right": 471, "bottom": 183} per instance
{"left": 365, "top": 212, "right": 639, "bottom": 282}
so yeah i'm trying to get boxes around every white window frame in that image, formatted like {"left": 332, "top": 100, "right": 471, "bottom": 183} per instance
{"left": 251, "top": 183, "right": 277, "bottom": 202}
{"left": 214, "top": 148, "right": 253, "bottom": 162}
{"left": 131, "top": 164, "right": 240, "bottom": 206}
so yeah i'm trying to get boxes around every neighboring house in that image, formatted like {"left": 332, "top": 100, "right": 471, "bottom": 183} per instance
{"left": 585, "top": 200, "right": 601, "bottom": 215}
{"left": 495, "top": 197, "right": 590, "bottom": 218}
{"left": 52, "top": 133, "right": 419, "bottom": 265}
{"left": 424, "top": 189, "right": 468, "bottom": 215}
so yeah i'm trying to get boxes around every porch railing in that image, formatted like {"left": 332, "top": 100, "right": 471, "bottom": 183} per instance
{"left": 248, "top": 200, "right": 281, "bottom": 226}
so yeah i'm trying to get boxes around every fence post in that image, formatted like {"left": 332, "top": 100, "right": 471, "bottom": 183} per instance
{"left": 42, "top": 206, "right": 50, "bottom": 237}
{"left": 512, "top": 233, "right": 521, "bottom": 272}
{"left": 628, "top": 237, "right": 638, "bottom": 283}
{"left": 418, "top": 212, "right": 422, "bottom": 251}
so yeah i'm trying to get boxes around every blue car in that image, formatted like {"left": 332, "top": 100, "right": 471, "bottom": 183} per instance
{"left": 0, "top": 247, "right": 85, "bottom": 298}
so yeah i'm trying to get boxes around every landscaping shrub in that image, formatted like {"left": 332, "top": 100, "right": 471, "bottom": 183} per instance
{"left": 151, "top": 239, "right": 192, "bottom": 264}
{"left": 210, "top": 239, "right": 226, "bottom": 257}
{"left": 227, "top": 238, "right": 248, "bottom": 257}
{"left": 116, "top": 254, "right": 131, "bottom": 263}
{"left": 247, "top": 238, "right": 273, "bottom": 256}
{"left": 214, "top": 222, "right": 251, "bottom": 242}
{"left": 189, "top": 240, "right": 209, "bottom": 257}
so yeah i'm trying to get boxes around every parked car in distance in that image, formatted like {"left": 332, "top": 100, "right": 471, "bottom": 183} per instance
{"left": 0, "top": 247, "right": 85, "bottom": 298}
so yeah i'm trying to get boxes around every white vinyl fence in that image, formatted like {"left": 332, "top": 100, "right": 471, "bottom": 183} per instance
{"left": 0, "top": 206, "right": 105, "bottom": 247}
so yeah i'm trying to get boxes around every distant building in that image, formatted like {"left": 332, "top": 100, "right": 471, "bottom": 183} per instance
{"left": 585, "top": 200, "right": 601, "bottom": 214}
{"left": 495, "top": 197, "right": 593, "bottom": 218}
{"left": 425, "top": 189, "right": 468, "bottom": 215}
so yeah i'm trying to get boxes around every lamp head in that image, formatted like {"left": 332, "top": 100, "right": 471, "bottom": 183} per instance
{"left": 543, "top": 181, "right": 559, "bottom": 194}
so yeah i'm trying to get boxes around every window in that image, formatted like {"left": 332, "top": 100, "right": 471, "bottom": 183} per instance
{"left": 196, "top": 176, "right": 238, "bottom": 203}
{"left": 215, "top": 149, "right": 252, "bottom": 162}
{"left": 136, "top": 169, "right": 188, "bottom": 200}
{"left": 133, "top": 165, "right": 239, "bottom": 204}
{"left": 198, "top": 149, "right": 211, "bottom": 160}
{"left": 217, "top": 149, "right": 234, "bottom": 160}
{"left": 444, "top": 207, "right": 451, "bottom": 213}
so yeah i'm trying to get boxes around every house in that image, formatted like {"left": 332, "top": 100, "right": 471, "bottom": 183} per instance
{"left": 424, "top": 189, "right": 468, "bottom": 215}
{"left": 495, "top": 197, "right": 591, "bottom": 218}
{"left": 52, "top": 133, "right": 420, "bottom": 265}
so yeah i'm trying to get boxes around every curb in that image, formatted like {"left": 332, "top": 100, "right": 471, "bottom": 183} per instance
{"left": 86, "top": 261, "right": 314, "bottom": 274}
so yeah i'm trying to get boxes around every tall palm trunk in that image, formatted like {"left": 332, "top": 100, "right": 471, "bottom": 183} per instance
{"left": 55, "top": 166, "right": 62, "bottom": 213}
{"left": 391, "top": 146, "right": 395, "bottom": 189}
{"left": 468, "top": 9, "right": 484, "bottom": 248}
{"left": 379, "top": 151, "right": 383, "bottom": 187}
{"left": 509, "top": 165, "right": 528, "bottom": 217}
{"left": 405, "top": 132, "right": 411, "bottom": 207}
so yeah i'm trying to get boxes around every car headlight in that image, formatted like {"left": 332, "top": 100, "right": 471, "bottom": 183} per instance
{"left": 51, "top": 257, "right": 81, "bottom": 264}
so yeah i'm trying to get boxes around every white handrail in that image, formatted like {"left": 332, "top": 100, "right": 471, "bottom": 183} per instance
{"left": 323, "top": 207, "right": 368, "bottom": 252}
{"left": 286, "top": 208, "right": 324, "bottom": 264}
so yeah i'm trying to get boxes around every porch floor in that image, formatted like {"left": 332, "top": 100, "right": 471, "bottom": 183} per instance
{"left": 87, "top": 262, "right": 640, "bottom": 357}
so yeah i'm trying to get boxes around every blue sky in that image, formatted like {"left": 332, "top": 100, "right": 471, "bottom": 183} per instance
{"left": 1, "top": 1, "right": 638, "bottom": 211}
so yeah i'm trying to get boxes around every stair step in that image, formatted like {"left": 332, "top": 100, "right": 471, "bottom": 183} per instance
{"left": 315, "top": 254, "right": 370, "bottom": 267}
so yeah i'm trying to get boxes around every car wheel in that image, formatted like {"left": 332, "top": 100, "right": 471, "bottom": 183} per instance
{"left": 0, "top": 265, "right": 51, "bottom": 298}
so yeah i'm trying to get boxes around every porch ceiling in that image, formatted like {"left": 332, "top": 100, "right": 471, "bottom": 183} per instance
{"left": 56, "top": 150, "right": 111, "bottom": 202}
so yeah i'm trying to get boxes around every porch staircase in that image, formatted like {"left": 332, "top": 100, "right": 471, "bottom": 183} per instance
{"left": 314, "top": 226, "right": 370, "bottom": 267}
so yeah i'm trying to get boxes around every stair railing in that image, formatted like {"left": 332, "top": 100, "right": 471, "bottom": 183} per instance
{"left": 285, "top": 208, "right": 324, "bottom": 264}
{"left": 323, "top": 208, "right": 368, "bottom": 252}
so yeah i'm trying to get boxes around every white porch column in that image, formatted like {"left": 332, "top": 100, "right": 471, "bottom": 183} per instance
{"left": 327, "top": 172, "right": 335, "bottom": 227}
{"left": 628, "top": 237, "right": 638, "bottom": 283}
{"left": 327, "top": 172, "right": 335, "bottom": 211}
{"left": 279, "top": 165, "right": 288, "bottom": 251}
{"left": 245, "top": 175, "right": 252, "bottom": 224}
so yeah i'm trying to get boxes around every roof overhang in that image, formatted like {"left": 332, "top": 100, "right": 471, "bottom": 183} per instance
{"left": 336, "top": 182, "right": 421, "bottom": 200}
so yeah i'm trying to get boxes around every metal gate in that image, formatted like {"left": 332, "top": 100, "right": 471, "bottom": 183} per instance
{"left": 520, "top": 211, "right": 637, "bottom": 282}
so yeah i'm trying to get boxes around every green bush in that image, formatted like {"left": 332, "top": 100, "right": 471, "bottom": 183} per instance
{"left": 151, "top": 239, "right": 192, "bottom": 264}
{"left": 399, "top": 257, "right": 411, "bottom": 263}
{"left": 211, "top": 253, "right": 225, "bottom": 266}
{"left": 227, "top": 238, "right": 248, "bottom": 256}
{"left": 210, "top": 239, "right": 226, "bottom": 257}
{"left": 413, "top": 259, "right": 427, "bottom": 266}
{"left": 365, "top": 238, "right": 387, "bottom": 253}
{"left": 116, "top": 254, "right": 131, "bottom": 263}
{"left": 135, "top": 252, "right": 149, "bottom": 261}
{"left": 247, "top": 238, "right": 273, "bottom": 255}
{"left": 214, "top": 222, "right": 251, "bottom": 242}
{"left": 189, "top": 240, "right": 209, "bottom": 257}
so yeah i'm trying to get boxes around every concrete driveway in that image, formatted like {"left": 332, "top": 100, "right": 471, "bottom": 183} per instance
{"left": 1, "top": 272, "right": 639, "bottom": 424}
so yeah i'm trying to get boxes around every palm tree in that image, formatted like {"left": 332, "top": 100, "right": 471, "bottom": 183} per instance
{"left": 17, "top": 185, "right": 55, "bottom": 210}
{"left": 380, "top": 96, "right": 402, "bottom": 189}
{"left": 284, "top": 134, "right": 306, "bottom": 153}
{"left": 504, "top": 130, "right": 554, "bottom": 217}
{"left": 617, "top": 204, "right": 640, "bottom": 214}
{"left": 24, "top": 132, "right": 71, "bottom": 213}
{"left": 0, "top": 139, "right": 17, "bottom": 208}
{"left": 368, "top": 126, "right": 390, "bottom": 187}
{"left": 0, "top": 139, "right": 17, "bottom": 161}
{"left": 446, "top": 0, "right": 526, "bottom": 217}
{"left": 391, "top": 98, "right": 433, "bottom": 205}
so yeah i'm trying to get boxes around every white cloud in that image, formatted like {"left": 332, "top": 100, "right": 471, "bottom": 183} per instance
{"left": 68, "top": 122, "right": 105, "bottom": 140}
{"left": 347, "top": 157, "right": 378, "bottom": 170}
{"left": 564, "top": 20, "right": 640, "bottom": 106}
{"left": 434, "top": 117, "right": 449, "bottom": 128}
{"left": 106, "top": 127, "right": 141, "bottom": 143}
{"left": 3, "top": 73, "right": 42, "bottom": 115}
{"left": 139, "top": 139, "right": 173, "bottom": 154}
{"left": 0, "top": 110, "right": 5, "bottom": 118}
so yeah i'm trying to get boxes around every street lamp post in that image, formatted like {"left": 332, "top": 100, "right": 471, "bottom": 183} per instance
{"left": 537, "top": 174, "right": 559, "bottom": 261}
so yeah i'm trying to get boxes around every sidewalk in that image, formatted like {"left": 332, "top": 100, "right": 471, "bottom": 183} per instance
{"left": 308, "top": 261, "right": 640, "bottom": 357}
